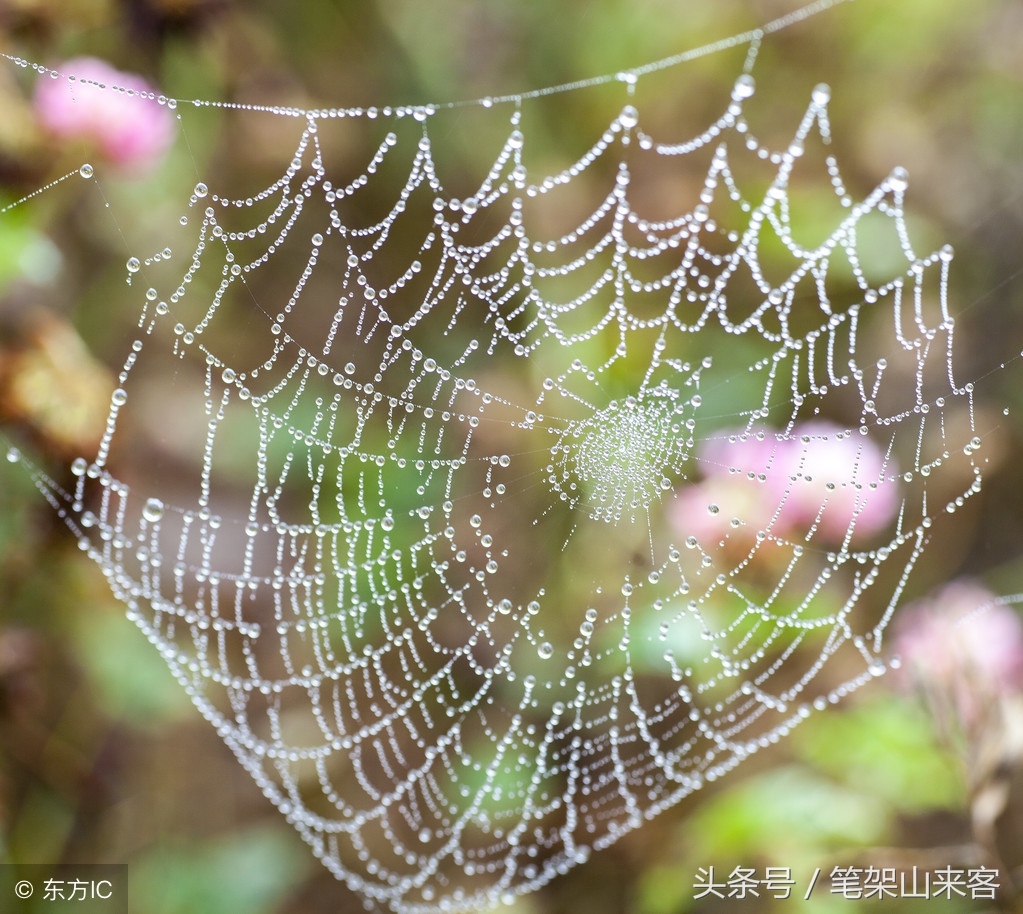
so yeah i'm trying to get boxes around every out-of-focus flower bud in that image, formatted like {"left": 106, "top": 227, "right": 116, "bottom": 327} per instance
{"left": 34, "top": 57, "right": 175, "bottom": 171}
{"left": 895, "top": 582, "right": 1023, "bottom": 878}
{"left": 894, "top": 581, "right": 1023, "bottom": 732}
{"left": 674, "top": 421, "right": 899, "bottom": 549}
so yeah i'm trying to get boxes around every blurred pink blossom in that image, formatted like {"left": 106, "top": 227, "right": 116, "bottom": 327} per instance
{"left": 672, "top": 421, "right": 900, "bottom": 546}
{"left": 894, "top": 581, "right": 1023, "bottom": 731}
{"left": 34, "top": 57, "right": 175, "bottom": 170}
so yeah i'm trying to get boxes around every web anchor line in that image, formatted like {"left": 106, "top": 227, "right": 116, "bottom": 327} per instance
{"left": 2, "top": 0, "right": 854, "bottom": 117}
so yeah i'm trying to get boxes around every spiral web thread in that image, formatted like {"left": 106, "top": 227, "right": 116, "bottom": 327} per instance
{"left": 5, "top": 6, "right": 986, "bottom": 913}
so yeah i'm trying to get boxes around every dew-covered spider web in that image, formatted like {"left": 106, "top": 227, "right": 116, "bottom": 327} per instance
{"left": 3, "top": 1, "right": 992, "bottom": 911}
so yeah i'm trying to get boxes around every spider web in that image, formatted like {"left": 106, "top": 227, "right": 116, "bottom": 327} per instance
{"left": 4, "top": 5, "right": 986, "bottom": 912}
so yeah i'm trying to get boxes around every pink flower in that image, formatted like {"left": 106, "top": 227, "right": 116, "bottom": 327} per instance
{"left": 894, "top": 581, "right": 1023, "bottom": 731}
{"left": 34, "top": 57, "right": 175, "bottom": 171}
{"left": 674, "top": 421, "right": 900, "bottom": 546}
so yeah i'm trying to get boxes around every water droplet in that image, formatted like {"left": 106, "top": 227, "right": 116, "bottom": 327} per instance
{"left": 142, "top": 498, "right": 165, "bottom": 522}
{"left": 537, "top": 642, "right": 553, "bottom": 659}
{"left": 111, "top": 388, "right": 128, "bottom": 406}
{"left": 126, "top": 257, "right": 140, "bottom": 273}
{"left": 887, "top": 167, "right": 909, "bottom": 193}
{"left": 732, "top": 74, "right": 756, "bottom": 100}
{"left": 194, "top": 182, "right": 209, "bottom": 198}
{"left": 811, "top": 83, "right": 831, "bottom": 105}
{"left": 6, "top": 447, "right": 20, "bottom": 463}
{"left": 381, "top": 515, "right": 394, "bottom": 531}
{"left": 79, "top": 163, "right": 93, "bottom": 179}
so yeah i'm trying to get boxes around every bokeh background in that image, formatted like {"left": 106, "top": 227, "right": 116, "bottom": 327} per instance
{"left": 2, "top": 0, "right": 1023, "bottom": 912}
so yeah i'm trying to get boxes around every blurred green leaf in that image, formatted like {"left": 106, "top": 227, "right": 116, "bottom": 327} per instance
{"left": 129, "top": 827, "right": 309, "bottom": 914}
{"left": 0, "top": 208, "right": 61, "bottom": 291}
{"left": 69, "top": 608, "right": 192, "bottom": 727}
{"left": 680, "top": 764, "right": 888, "bottom": 865}
{"left": 793, "top": 692, "right": 964, "bottom": 812}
